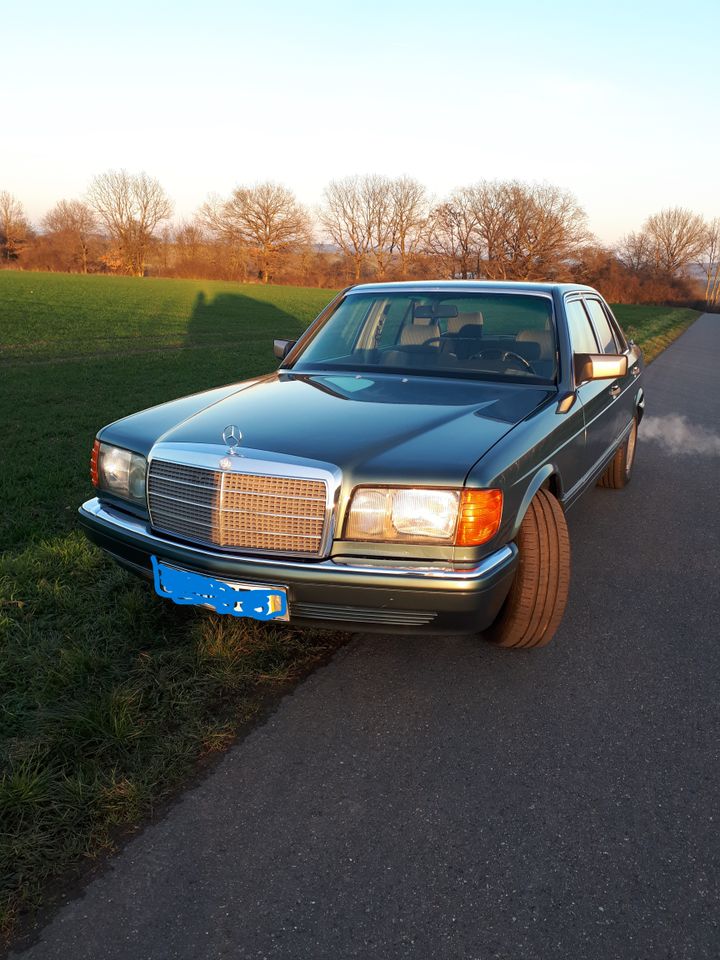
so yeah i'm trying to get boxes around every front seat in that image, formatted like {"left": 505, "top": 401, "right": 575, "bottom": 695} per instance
{"left": 447, "top": 310, "right": 484, "bottom": 335}
{"left": 399, "top": 320, "right": 440, "bottom": 346}
{"left": 515, "top": 328, "right": 554, "bottom": 358}
{"left": 515, "top": 328, "right": 556, "bottom": 376}
{"left": 446, "top": 311, "right": 484, "bottom": 358}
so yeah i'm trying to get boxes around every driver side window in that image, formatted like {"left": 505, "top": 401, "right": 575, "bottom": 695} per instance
{"left": 565, "top": 299, "right": 599, "bottom": 354}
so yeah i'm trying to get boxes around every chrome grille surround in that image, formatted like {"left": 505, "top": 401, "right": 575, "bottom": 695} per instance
{"left": 146, "top": 444, "right": 340, "bottom": 558}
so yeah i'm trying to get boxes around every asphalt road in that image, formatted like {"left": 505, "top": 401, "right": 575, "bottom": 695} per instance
{"left": 13, "top": 315, "right": 720, "bottom": 960}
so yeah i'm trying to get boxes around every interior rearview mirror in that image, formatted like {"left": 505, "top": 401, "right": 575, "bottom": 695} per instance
{"left": 574, "top": 353, "right": 628, "bottom": 383}
{"left": 414, "top": 304, "right": 459, "bottom": 319}
{"left": 273, "top": 339, "right": 296, "bottom": 360}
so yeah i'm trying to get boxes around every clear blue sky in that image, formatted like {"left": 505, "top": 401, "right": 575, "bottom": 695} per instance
{"left": 4, "top": 0, "right": 719, "bottom": 242}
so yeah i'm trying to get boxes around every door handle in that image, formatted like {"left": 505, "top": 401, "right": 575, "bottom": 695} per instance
{"left": 609, "top": 384, "right": 621, "bottom": 398}
{"left": 631, "top": 364, "right": 640, "bottom": 377}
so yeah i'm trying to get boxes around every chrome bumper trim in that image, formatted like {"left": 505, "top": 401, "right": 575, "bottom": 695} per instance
{"left": 79, "top": 498, "right": 516, "bottom": 583}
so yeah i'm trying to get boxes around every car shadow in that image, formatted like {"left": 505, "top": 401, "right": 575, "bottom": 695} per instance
{"left": 185, "top": 290, "right": 308, "bottom": 350}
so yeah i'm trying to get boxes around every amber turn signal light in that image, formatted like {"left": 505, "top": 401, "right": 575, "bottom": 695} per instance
{"left": 455, "top": 489, "right": 503, "bottom": 546}
{"left": 90, "top": 439, "right": 100, "bottom": 487}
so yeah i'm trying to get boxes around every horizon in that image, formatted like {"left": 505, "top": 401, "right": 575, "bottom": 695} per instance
{"left": 5, "top": 0, "right": 720, "bottom": 244}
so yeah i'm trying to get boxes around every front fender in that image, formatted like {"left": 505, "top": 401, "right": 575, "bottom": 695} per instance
{"left": 509, "top": 464, "right": 559, "bottom": 540}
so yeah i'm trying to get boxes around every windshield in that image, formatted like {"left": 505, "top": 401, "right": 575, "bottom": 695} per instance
{"left": 289, "top": 292, "right": 557, "bottom": 384}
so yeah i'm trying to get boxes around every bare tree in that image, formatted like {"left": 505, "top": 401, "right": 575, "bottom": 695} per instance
{"left": 174, "top": 220, "right": 206, "bottom": 259}
{"left": 464, "top": 182, "right": 511, "bottom": 279}
{"left": 364, "top": 175, "right": 396, "bottom": 280}
{"left": 197, "top": 194, "right": 250, "bottom": 282}
{"left": 390, "top": 176, "right": 428, "bottom": 278}
{"left": 425, "top": 189, "right": 480, "bottom": 278}
{"left": 523, "top": 182, "right": 590, "bottom": 278}
{"left": 642, "top": 207, "right": 706, "bottom": 276}
{"left": 0, "top": 191, "right": 31, "bottom": 262}
{"left": 204, "top": 182, "right": 310, "bottom": 283}
{"left": 617, "top": 230, "right": 654, "bottom": 273}
{"left": 468, "top": 181, "right": 589, "bottom": 280}
{"left": 424, "top": 180, "right": 589, "bottom": 281}
{"left": 319, "top": 176, "right": 377, "bottom": 282}
{"left": 698, "top": 218, "right": 720, "bottom": 307}
{"left": 87, "top": 170, "right": 172, "bottom": 276}
{"left": 43, "top": 199, "right": 97, "bottom": 273}
{"left": 321, "top": 175, "right": 430, "bottom": 281}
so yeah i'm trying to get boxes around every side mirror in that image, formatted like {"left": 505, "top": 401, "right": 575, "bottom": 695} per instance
{"left": 574, "top": 353, "right": 628, "bottom": 383}
{"left": 273, "top": 339, "right": 296, "bottom": 360}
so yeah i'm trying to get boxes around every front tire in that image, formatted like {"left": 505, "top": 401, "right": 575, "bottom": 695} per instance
{"left": 598, "top": 417, "right": 637, "bottom": 489}
{"left": 485, "top": 489, "right": 570, "bottom": 649}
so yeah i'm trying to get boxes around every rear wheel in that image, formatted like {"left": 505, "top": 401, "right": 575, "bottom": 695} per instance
{"left": 598, "top": 417, "right": 637, "bottom": 489}
{"left": 485, "top": 489, "right": 570, "bottom": 649}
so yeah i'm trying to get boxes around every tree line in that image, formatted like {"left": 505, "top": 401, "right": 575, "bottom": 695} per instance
{"left": 1, "top": 171, "right": 718, "bottom": 305}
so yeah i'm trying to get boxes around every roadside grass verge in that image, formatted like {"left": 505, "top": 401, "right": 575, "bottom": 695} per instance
{"left": 612, "top": 305, "right": 700, "bottom": 362}
{"left": 1, "top": 272, "right": 343, "bottom": 939}
{"left": 0, "top": 270, "right": 703, "bottom": 940}
{"left": 0, "top": 533, "right": 345, "bottom": 937}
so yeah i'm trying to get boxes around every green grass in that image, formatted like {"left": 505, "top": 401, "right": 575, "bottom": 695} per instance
{"left": 0, "top": 270, "right": 702, "bottom": 939}
{"left": 612, "top": 304, "right": 700, "bottom": 363}
{"left": 0, "top": 272, "right": 342, "bottom": 939}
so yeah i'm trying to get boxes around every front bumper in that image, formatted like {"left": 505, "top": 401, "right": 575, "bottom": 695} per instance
{"left": 79, "top": 498, "right": 518, "bottom": 635}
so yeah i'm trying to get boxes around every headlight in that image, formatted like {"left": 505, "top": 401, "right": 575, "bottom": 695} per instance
{"left": 344, "top": 487, "right": 502, "bottom": 545}
{"left": 92, "top": 441, "right": 147, "bottom": 505}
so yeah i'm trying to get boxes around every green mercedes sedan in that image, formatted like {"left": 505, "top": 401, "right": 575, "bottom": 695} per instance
{"left": 79, "top": 281, "right": 644, "bottom": 648}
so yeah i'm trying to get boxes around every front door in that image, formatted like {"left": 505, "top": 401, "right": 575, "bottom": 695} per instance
{"left": 583, "top": 296, "right": 636, "bottom": 445}
{"left": 565, "top": 297, "right": 618, "bottom": 479}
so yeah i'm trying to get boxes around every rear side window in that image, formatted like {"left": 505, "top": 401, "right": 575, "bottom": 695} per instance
{"left": 585, "top": 299, "right": 619, "bottom": 354}
{"left": 603, "top": 303, "right": 628, "bottom": 351}
{"left": 565, "top": 299, "right": 598, "bottom": 354}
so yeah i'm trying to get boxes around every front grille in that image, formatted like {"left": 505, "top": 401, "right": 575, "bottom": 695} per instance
{"left": 147, "top": 459, "right": 328, "bottom": 556}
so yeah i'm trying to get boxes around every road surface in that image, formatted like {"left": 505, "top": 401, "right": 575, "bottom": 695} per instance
{"left": 13, "top": 315, "right": 720, "bottom": 960}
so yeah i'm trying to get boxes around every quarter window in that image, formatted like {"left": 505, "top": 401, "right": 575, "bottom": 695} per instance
{"left": 585, "top": 299, "right": 619, "bottom": 354}
{"left": 565, "top": 299, "right": 598, "bottom": 354}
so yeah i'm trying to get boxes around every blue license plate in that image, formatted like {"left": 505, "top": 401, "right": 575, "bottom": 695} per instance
{"left": 151, "top": 557, "right": 288, "bottom": 621}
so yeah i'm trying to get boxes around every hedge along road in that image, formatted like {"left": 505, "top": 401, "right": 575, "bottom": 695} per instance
{"left": 12, "top": 315, "right": 720, "bottom": 960}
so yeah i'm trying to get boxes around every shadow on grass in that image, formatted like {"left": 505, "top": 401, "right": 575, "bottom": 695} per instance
{"left": 185, "top": 290, "right": 308, "bottom": 350}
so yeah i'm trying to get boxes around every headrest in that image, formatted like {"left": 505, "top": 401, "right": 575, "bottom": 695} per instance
{"left": 447, "top": 310, "right": 484, "bottom": 334}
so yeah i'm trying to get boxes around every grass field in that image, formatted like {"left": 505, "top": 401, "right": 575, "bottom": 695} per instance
{"left": 0, "top": 270, "right": 702, "bottom": 938}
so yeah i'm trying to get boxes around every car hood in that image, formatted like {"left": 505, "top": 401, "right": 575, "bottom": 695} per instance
{"left": 138, "top": 373, "right": 554, "bottom": 486}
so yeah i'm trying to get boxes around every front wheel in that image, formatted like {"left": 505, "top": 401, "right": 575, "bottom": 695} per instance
{"left": 484, "top": 489, "right": 570, "bottom": 649}
{"left": 598, "top": 417, "right": 637, "bottom": 489}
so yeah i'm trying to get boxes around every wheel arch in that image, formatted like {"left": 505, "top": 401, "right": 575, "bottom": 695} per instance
{"left": 636, "top": 386, "right": 645, "bottom": 424}
{"left": 509, "top": 464, "right": 563, "bottom": 540}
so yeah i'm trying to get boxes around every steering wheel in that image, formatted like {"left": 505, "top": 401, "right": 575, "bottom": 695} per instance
{"left": 468, "top": 348, "right": 534, "bottom": 372}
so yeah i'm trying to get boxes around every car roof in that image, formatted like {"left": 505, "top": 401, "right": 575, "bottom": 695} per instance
{"left": 347, "top": 280, "right": 598, "bottom": 295}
